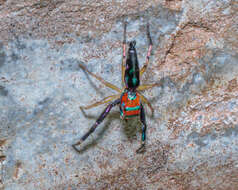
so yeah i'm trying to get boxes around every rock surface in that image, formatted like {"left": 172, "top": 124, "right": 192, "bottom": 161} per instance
{"left": 0, "top": 0, "right": 238, "bottom": 189}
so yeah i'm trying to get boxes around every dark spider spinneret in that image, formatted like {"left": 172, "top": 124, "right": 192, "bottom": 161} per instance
{"left": 73, "top": 22, "right": 157, "bottom": 153}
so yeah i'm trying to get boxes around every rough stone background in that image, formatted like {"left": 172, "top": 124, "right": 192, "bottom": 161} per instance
{"left": 0, "top": 0, "right": 238, "bottom": 189}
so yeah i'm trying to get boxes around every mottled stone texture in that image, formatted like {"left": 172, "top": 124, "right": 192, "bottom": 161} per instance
{"left": 0, "top": 0, "right": 238, "bottom": 189}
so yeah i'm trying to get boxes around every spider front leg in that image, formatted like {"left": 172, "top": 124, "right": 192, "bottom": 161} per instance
{"left": 73, "top": 99, "right": 120, "bottom": 150}
{"left": 136, "top": 104, "right": 147, "bottom": 154}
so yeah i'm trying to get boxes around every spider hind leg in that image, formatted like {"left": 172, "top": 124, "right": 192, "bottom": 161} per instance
{"left": 121, "top": 22, "right": 127, "bottom": 87}
{"left": 140, "top": 23, "right": 153, "bottom": 77}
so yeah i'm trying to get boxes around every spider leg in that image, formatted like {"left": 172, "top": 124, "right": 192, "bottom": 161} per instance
{"left": 138, "top": 92, "right": 154, "bottom": 115}
{"left": 80, "top": 94, "right": 121, "bottom": 110}
{"left": 73, "top": 99, "right": 120, "bottom": 149}
{"left": 121, "top": 22, "right": 127, "bottom": 87}
{"left": 79, "top": 64, "right": 122, "bottom": 93}
{"left": 137, "top": 83, "right": 160, "bottom": 91}
{"left": 136, "top": 104, "right": 147, "bottom": 154}
{"left": 140, "top": 23, "right": 153, "bottom": 77}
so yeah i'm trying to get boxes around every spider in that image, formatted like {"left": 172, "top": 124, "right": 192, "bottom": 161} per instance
{"left": 73, "top": 22, "right": 158, "bottom": 153}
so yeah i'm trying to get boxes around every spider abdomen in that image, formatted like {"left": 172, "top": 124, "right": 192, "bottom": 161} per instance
{"left": 124, "top": 41, "right": 140, "bottom": 89}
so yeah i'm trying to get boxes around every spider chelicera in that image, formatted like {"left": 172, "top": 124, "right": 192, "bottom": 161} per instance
{"left": 73, "top": 22, "right": 158, "bottom": 153}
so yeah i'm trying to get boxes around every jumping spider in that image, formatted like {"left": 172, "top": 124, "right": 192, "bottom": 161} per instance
{"left": 73, "top": 22, "right": 158, "bottom": 153}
